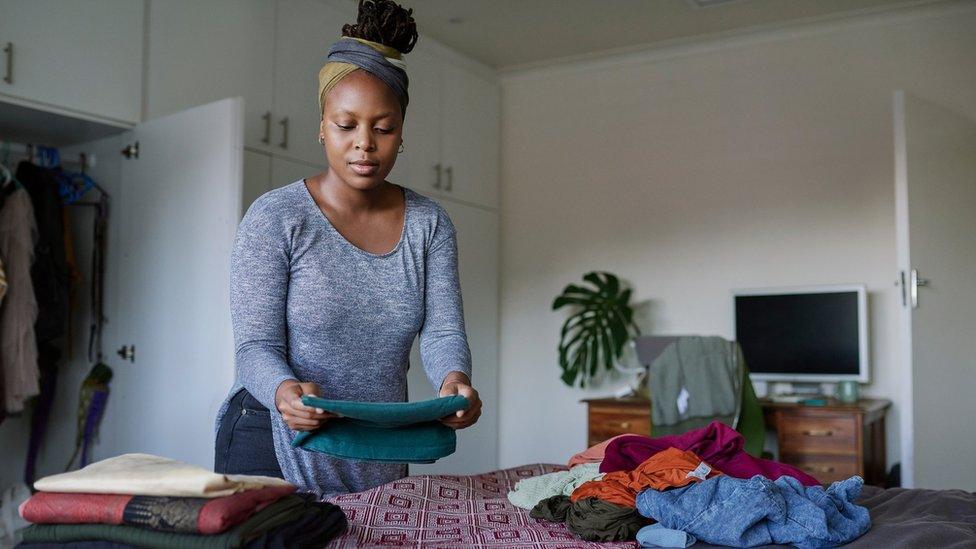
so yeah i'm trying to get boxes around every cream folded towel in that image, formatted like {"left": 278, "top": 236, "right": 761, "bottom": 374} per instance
{"left": 34, "top": 453, "right": 293, "bottom": 498}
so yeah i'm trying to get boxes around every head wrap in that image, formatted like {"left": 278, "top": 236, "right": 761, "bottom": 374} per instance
{"left": 318, "top": 37, "right": 409, "bottom": 118}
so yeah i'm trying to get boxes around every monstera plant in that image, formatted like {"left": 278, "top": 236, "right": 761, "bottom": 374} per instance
{"left": 552, "top": 272, "right": 640, "bottom": 388}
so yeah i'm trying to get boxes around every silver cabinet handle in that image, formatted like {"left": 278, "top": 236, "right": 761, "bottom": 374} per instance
{"left": 279, "top": 117, "right": 289, "bottom": 149}
{"left": 433, "top": 163, "right": 442, "bottom": 189}
{"left": 261, "top": 111, "right": 271, "bottom": 145}
{"left": 3, "top": 42, "right": 12, "bottom": 84}
{"left": 445, "top": 166, "right": 453, "bottom": 192}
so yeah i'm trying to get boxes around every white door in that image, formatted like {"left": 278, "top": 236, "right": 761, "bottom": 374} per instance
{"left": 0, "top": 0, "right": 143, "bottom": 123}
{"left": 439, "top": 64, "right": 500, "bottom": 209}
{"left": 894, "top": 90, "right": 976, "bottom": 490}
{"left": 72, "top": 98, "right": 244, "bottom": 468}
{"left": 398, "top": 47, "right": 441, "bottom": 196}
{"left": 146, "top": 0, "right": 275, "bottom": 151}
{"left": 273, "top": 0, "right": 346, "bottom": 166}
{"left": 409, "top": 201, "right": 499, "bottom": 475}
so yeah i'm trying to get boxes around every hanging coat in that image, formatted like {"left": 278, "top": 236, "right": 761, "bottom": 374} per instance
{"left": 0, "top": 187, "right": 40, "bottom": 415}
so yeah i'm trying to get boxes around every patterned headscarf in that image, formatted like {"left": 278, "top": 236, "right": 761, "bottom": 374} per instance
{"left": 318, "top": 37, "right": 409, "bottom": 117}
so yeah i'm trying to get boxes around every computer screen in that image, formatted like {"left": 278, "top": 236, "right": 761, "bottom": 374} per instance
{"left": 733, "top": 286, "right": 868, "bottom": 382}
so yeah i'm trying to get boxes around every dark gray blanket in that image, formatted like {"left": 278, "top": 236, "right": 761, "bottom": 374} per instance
{"left": 693, "top": 485, "right": 976, "bottom": 548}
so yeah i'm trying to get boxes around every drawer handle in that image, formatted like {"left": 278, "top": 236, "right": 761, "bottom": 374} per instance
{"left": 803, "top": 465, "right": 835, "bottom": 474}
{"left": 614, "top": 422, "right": 631, "bottom": 429}
{"left": 3, "top": 42, "right": 12, "bottom": 84}
{"left": 803, "top": 429, "right": 834, "bottom": 437}
{"left": 261, "top": 111, "right": 271, "bottom": 145}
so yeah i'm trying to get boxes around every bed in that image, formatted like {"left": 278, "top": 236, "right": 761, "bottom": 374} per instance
{"left": 325, "top": 464, "right": 976, "bottom": 548}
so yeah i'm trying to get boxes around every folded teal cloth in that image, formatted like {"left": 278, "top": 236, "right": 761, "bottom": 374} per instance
{"left": 291, "top": 395, "right": 469, "bottom": 463}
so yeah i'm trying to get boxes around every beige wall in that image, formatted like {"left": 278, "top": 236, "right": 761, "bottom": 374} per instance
{"left": 497, "top": 5, "right": 976, "bottom": 471}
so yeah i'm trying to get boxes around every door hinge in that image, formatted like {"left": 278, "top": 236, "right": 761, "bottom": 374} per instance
{"left": 121, "top": 141, "right": 140, "bottom": 159}
{"left": 116, "top": 344, "right": 136, "bottom": 362}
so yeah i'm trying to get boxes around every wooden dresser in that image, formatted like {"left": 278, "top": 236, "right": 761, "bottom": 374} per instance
{"left": 761, "top": 398, "right": 891, "bottom": 485}
{"left": 582, "top": 396, "right": 891, "bottom": 486}
{"left": 581, "top": 397, "right": 652, "bottom": 447}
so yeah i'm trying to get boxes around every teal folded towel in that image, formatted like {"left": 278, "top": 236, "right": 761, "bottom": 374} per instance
{"left": 291, "top": 395, "right": 469, "bottom": 463}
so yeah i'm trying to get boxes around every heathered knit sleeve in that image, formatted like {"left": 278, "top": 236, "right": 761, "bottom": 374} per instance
{"left": 419, "top": 207, "right": 473, "bottom": 391}
{"left": 229, "top": 198, "right": 297, "bottom": 411}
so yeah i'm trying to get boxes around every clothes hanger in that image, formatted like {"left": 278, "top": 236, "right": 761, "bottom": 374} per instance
{"left": 0, "top": 141, "right": 23, "bottom": 190}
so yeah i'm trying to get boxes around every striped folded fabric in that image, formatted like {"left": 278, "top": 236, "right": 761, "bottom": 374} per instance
{"left": 20, "top": 495, "right": 348, "bottom": 549}
{"left": 20, "top": 486, "right": 296, "bottom": 534}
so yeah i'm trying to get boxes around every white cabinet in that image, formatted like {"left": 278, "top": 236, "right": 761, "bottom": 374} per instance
{"left": 272, "top": 0, "right": 346, "bottom": 166}
{"left": 242, "top": 153, "right": 321, "bottom": 215}
{"left": 145, "top": 0, "right": 275, "bottom": 151}
{"left": 439, "top": 64, "right": 500, "bottom": 209}
{"left": 397, "top": 47, "right": 441, "bottom": 196}
{"left": 408, "top": 200, "right": 500, "bottom": 474}
{"left": 271, "top": 155, "right": 318, "bottom": 191}
{"left": 242, "top": 150, "right": 273, "bottom": 216}
{"left": 0, "top": 0, "right": 143, "bottom": 124}
{"left": 398, "top": 49, "right": 500, "bottom": 210}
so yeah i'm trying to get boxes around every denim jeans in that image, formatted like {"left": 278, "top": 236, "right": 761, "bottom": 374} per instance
{"left": 214, "top": 389, "right": 284, "bottom": 478}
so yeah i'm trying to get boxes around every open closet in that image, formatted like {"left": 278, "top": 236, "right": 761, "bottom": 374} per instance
{"left": 0, "top": 97, "right": 244, "bottom": 490}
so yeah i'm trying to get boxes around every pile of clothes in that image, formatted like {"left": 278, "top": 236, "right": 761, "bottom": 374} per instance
{"left": 15, "top": 453, "right": 347, "bottom": 548}
{"left": 508, "top": 421, "right": 871, "bottom": 548}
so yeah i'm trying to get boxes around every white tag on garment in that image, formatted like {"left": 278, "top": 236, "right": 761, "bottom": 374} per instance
{"left": 676, "top": 387, "right": 690, "bottom": 415}
{"left": 686, "top": 461, "right": 712, "bottom": 481}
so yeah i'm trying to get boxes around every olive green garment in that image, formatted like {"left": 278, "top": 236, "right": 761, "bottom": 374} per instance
{"left": 531, "top": 495, "right": 649, "bottom": 542}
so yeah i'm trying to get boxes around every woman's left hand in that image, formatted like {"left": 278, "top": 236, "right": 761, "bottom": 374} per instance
{"left": 438, "top": 372, "right": 482, "bottom": 430}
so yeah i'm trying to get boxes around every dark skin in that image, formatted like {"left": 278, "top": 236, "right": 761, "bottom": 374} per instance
{"left": 274, "top": 69, "right": 482, "bottom": 432}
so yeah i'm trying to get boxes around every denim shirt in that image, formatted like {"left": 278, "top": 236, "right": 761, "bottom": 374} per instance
{"left": 636, "top": 474, "right": 871, "bottom": 548}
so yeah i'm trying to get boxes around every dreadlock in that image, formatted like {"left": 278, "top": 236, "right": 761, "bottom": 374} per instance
{"left": 341, "top": 0, "right": 418, "bottom": 55}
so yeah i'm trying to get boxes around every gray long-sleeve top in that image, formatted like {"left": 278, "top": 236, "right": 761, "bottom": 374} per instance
{"left": 216, "top": 180, "right": 472, "bottom": 498}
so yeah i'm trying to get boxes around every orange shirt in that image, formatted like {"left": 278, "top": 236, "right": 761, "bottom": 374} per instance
{"left": 570, "top": 447, "right": 721, "bottom": 507}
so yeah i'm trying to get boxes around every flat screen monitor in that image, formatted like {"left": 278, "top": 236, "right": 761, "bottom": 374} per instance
{"left": 733, "top": 285, "right": 869, "bottom": 383}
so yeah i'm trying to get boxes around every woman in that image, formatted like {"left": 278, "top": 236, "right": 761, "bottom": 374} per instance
{"left": 214, "top": 0, "right": 482, "bottom": 499}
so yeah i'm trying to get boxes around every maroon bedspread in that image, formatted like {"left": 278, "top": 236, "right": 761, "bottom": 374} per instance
{"left": 326, "top": 464, "right": 636, "bottom": 548}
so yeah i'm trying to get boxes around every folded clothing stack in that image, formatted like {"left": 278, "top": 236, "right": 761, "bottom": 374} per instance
{"left": 17, "top": 454, "right": 347, "bottom": 548}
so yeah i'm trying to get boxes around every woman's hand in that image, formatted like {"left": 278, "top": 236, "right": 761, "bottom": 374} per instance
{"left": 438, "top": 372, "right": 482, "bottom": 430}
{"left": 275, "top": 380, "right": 335, "bottom": 431}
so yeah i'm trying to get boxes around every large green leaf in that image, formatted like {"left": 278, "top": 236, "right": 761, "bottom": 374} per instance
{"left": 553, "top": 272, "right": 640, "bottom": 388}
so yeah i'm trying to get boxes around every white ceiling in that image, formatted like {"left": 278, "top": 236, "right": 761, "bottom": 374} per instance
{"left": 340, "top": 0, "right": 950, "bottom": 70}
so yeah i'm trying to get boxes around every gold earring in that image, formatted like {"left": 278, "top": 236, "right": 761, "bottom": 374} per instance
{"left": 398, "top": 142, "right": 405, "bottom": 154}
{"left": 318, "top": 135, "right": 325, "bottom": 144}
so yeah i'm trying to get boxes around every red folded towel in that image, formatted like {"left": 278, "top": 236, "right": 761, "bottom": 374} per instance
{"left": 20, "top": 485, "right": 296, "bottom": 534}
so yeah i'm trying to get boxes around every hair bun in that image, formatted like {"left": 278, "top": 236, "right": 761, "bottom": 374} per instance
{"left": 341, "top": 0, "right": 418, "bottom": 55}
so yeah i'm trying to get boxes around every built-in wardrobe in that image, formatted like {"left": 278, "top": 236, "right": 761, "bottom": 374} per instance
{"left": 0, "top": 0, "right": 500, "bottom": 490}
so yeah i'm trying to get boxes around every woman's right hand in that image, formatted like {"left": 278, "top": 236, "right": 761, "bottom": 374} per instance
{"left": 275, "top": 380, "right": 335, "bottom": 431}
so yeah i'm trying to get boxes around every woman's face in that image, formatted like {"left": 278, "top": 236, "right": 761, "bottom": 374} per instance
{"left": 319, "top": 70, "right": 404, "bottom": 191}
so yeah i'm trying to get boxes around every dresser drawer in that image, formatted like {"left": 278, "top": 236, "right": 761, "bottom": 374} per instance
{"left": 588, "top": 410, "right": 650, "bottom": 445}
{"left": 778, "top": 414, "right": 857, "bottom": 456}
{"left": 780, "top": 454, "right": 860, "bottom": 485}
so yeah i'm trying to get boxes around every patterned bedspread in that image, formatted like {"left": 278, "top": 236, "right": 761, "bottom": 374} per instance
{"left": 326, "top": 463, "right": 636, "bottom": 548}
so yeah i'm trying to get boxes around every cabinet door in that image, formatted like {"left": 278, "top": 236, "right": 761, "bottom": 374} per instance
{"left": 409, "top": 202, "right": 499, "bottom": 475}
{"left": 397, "top": 46, "right": 441, "bottom": 196}
{"left": 146, "top": 0, "right": 275, "bottom": 150}
{"left": 80, "top": 98, "right": 243, "bottom": 468}
{"left": 242, "top": 149, "right": 273, "bottom": 216}
{"left": 271, "top": 155, "right": 319, "bottom": 192}
{"left": 0, "top": 0, "right": 143, "bottom": 124}
{"left": 273, "top": 0, "right": 346, "bottom": 165}
{"left": 439, "top": 64, "right": 500, "bottom": 209}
